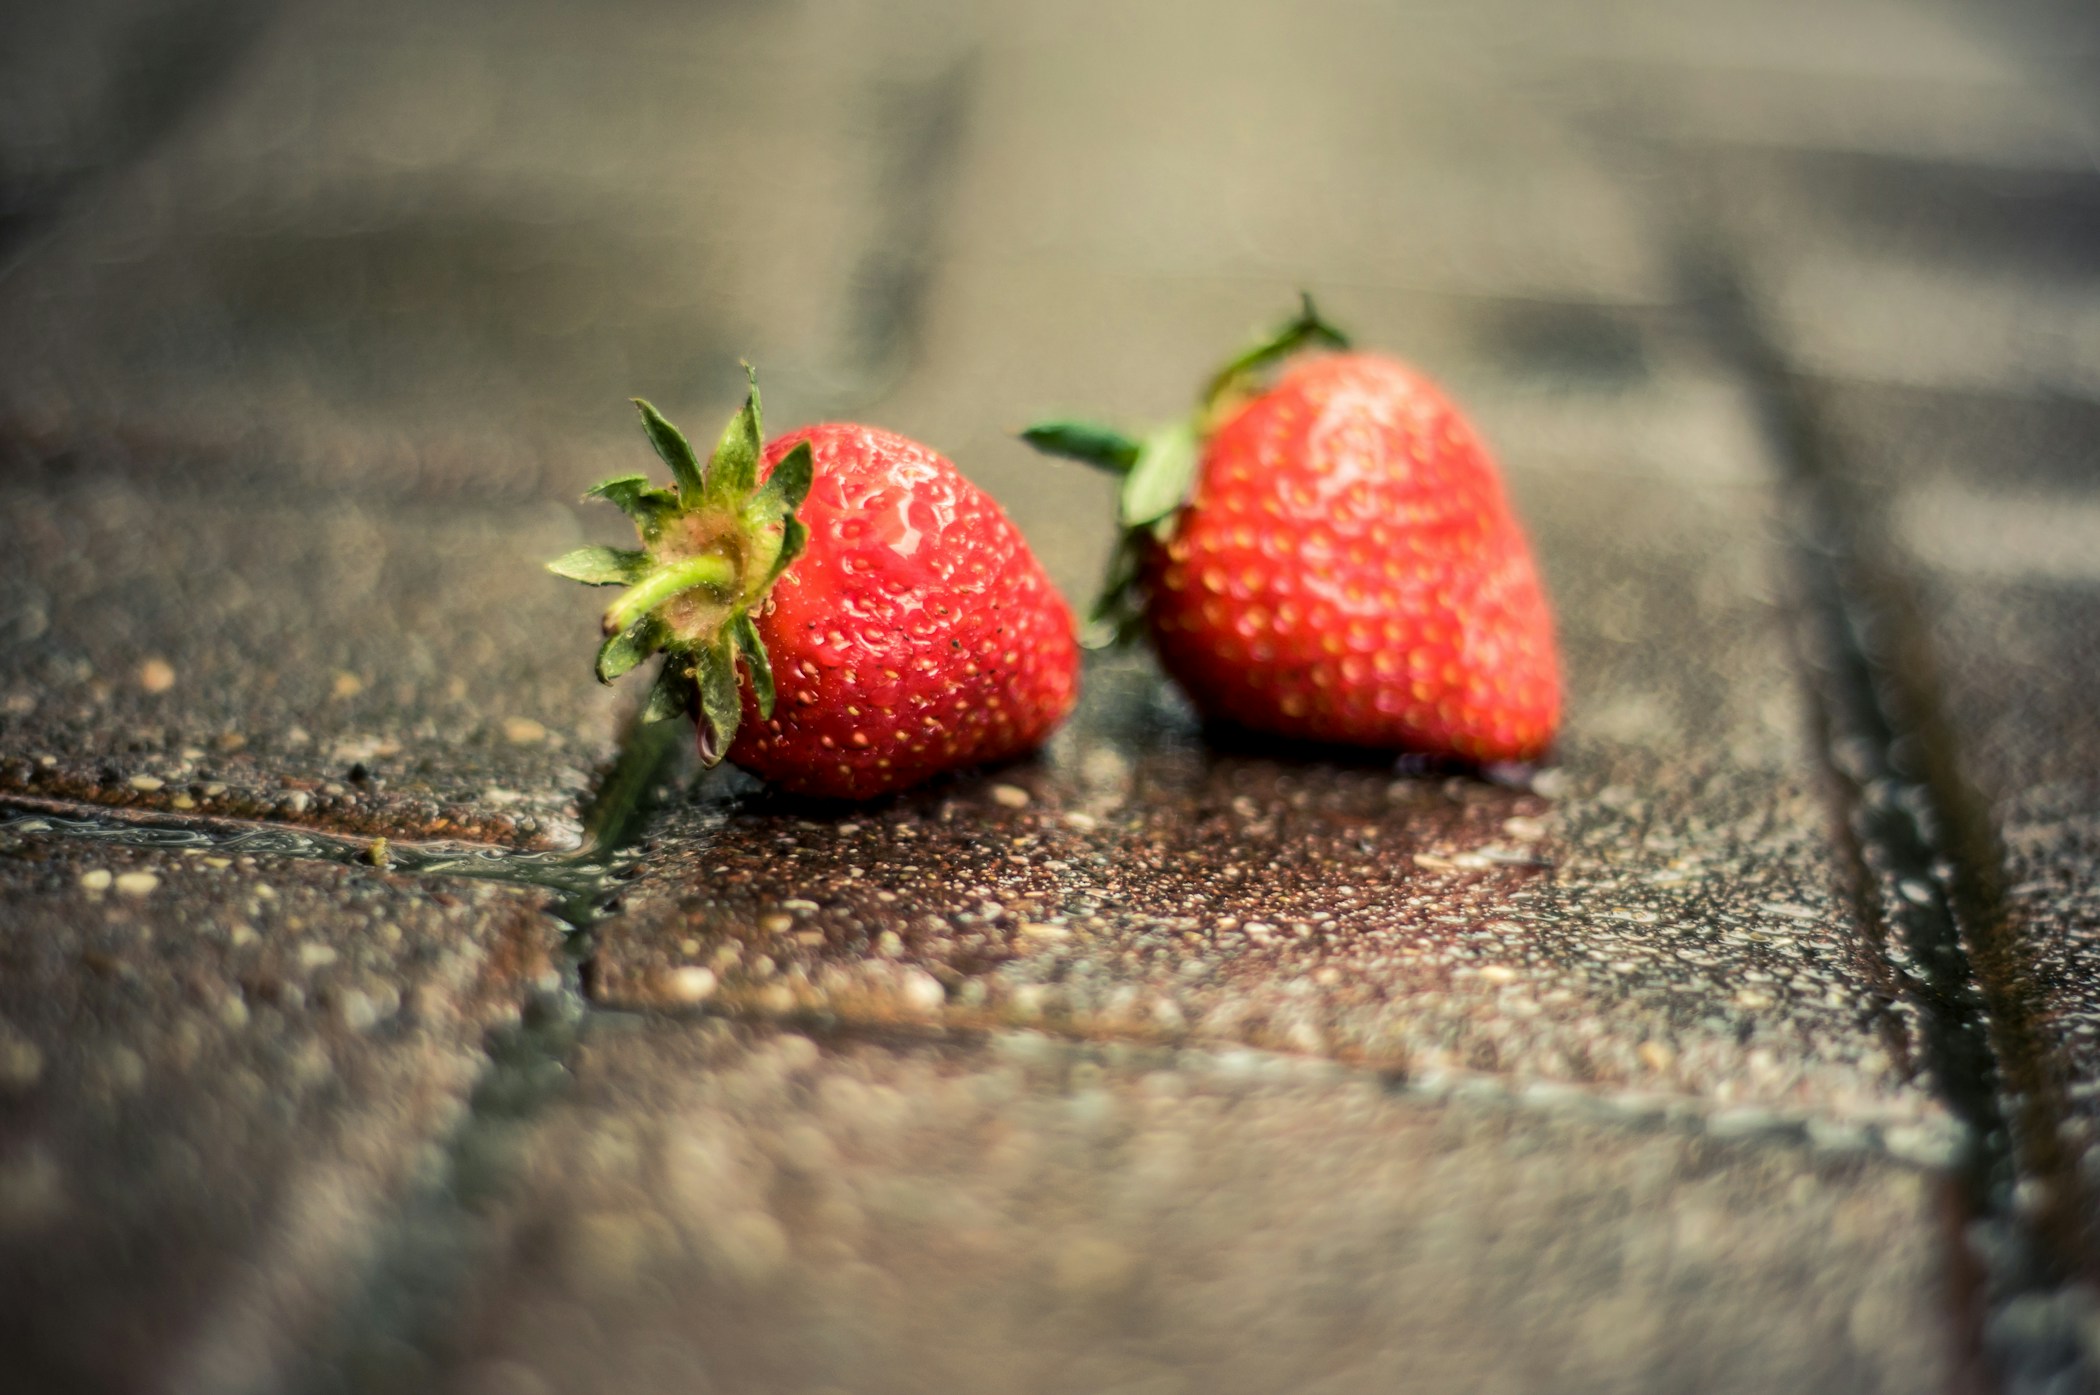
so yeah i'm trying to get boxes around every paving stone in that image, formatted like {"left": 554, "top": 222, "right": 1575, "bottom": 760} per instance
{"left": 581, "top": 1, "right": 1934, "bottom": 1123}
{"left": 1691, "top": 70, "right": 2100, "bottom": 1225}
{"left": 0, "top": 0, "right": 982, "bottom": 469}
{"left": 0, "top": 823, "right": 560, "bottom": 1395}
{"left": 0, "top": 464, "right": 626, "bottom": 846}
{"left": 1675, "top": 130, "right": 2100, "bottom": 400}
{"left": 12, "top": 0, "right": 2091, "bottom": 1386}
{"left": 1808, "top": 377, "right": 2100, "bottom": 1273}
{"left": 434, "top": 1021, "right": 1951, "bottom": 1395}
{"left": 0, "top": 1, "right": 279, "bottom": 254}
{"left": 918, "top": 0, "right": 1666, "bottom": 305}
{"left": 1545, "top": 0, "right": 2100, "bottom": 170}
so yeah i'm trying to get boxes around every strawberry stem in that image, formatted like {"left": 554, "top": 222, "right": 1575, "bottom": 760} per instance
{"left": 1199, "top": 291, "right": 1351, "bottom": 415}
{"left": 605, "top": 555, "right": 736, "bottom": 634}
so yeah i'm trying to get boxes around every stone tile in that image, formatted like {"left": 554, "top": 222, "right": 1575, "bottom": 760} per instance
{"left": 588, "top": 88, "right": 1922, "bottom": 1119}
{"left": 1809, "top": 377, "right": 2100, "bottom": 1269}
{"left": 0, "top": 823, "right": 560, "bottom": 1395}
{"left": 0, "top": 467, "right": 622, "bottom": 847}
{"left": 1678, "top": 134, "right": 2100, "bottom": 399}
{"left": 1540, "top": 0, "right": 2100, "bottom": 170}
{"left": 0, "top": 1, "right": 275, "bottom": 245}
{"left": 1745, "top": 257, "right": 2100, "bottom": 398}
{"left": 580, "top": 9, "right": 1894, "bottom": 1127}
{"left": 1691, "top": 147, "right": 2100, "bottom": 281}
{"left": 594, "top": 445, "right": 1934, "bottom": 1133}
{"left": 0, "top": 0, "right": 984, "bottom": 478}
{"left": 1805, "top": 380, "right": 2100, "bottom": 495}
{"left": 436, "top": 1022, "right": 1952, "bottom": 1395}
{"left": 923, "top": 0, "right": 1666, "bottom": 304}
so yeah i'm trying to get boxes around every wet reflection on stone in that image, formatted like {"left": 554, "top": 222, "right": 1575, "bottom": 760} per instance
{"left": 598, "top": 654, "right": 1928, "bottom": 1131}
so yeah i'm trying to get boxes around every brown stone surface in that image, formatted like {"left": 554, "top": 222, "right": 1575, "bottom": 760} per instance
{"left": 0, "top": 470, "right": 625, "bottom": 847}
{"left": 572, "top": 0, "right": 1929, "bottom": 1132}
{"left": 0, "top": 0, "right": 979, "bottom": 459}
{"left": 436, "top": 1022, "right": 1951, "bottom": 1395}
{"left": 5, "top": 0, "right": 2099, "bottom": 1386}
{"left": 0, "top": 822, "right": 559, "bottom": 1395}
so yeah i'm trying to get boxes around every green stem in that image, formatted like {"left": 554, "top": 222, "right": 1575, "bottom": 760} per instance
{"left": 1199, "top": 291, "right": 1350, "bottom": 414}
{"left": 606, "top": 554, "right": 735, "bottom": 634}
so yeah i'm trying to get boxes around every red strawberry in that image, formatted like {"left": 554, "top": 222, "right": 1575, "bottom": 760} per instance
{"left": 552, "top": 371, "right": 1078, "bottom": 799}
{"left": 1024, "top": 296, "right": 1559, "bottom": 763}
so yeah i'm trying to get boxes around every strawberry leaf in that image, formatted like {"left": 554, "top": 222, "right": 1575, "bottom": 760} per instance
{"left": 1083, "top": 532, "right": 1148, "bottom": 649}
{"left": 546, "top": 545, "right": 648, "bottom": 586}
{"left": 643, "top": 658, "right": 697, "bottom": 723}
{"left": 731, "top": 611, "right": 776, "bottom": 718}
{"left": 597, "top": 617, "right": 663, "bottom": 683}
{"left": 583, "top": 475, "right": 680, "bottom": 534}
{"left": 748, "top": 439, "right": 813, "bottom": 526}
{"left": 709, "top": 365, "right": 763, "bottom": 503}
{"left": 632, "top": 400, "right": 706, "bottom": 497}
{"left": 553, "top": 368, "right": 817, "bottom": 746}
{"left": 694, "top": 638, "right": 741, "bottom": 765}
{"left": 1119, "top": 422, "right": 1199, "bottom": 529}
{"left": 1019, "top": 421, "right": 1140, "bottom": 475}
{"left": 758, "top": 516, "right": 810, "bottom": 593}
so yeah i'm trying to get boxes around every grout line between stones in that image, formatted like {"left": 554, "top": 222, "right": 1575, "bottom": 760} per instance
{"left": 1675, "top": 244, "right": 2098, "bottom": 1395}
{"left": 264, "top": 713, "right": 689, "bottom": 1395}
{"left": 0, "top": 715, "right": 690, "bottom": 1392}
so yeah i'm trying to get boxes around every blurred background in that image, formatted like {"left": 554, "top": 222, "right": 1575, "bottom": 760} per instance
{"left": 4, "top": 0, "right": 2100, "bottom": 1391}
{"left": 5, "top": 0, "right": 2098, "bottom": 822}
{"left": 4, "top": 0, "right": 2097, "bottom": 591}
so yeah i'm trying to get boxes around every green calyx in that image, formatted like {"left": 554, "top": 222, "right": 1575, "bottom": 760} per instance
{"left": 547, "top": 365, "right": 813, "bottom": 766}
{"left": 1020, "top": 292, "right": 1350, "bottom": 647}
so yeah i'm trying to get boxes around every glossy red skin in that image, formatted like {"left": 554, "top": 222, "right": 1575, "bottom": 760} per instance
{"left": 728, "top": 424, "right": 1080, "bottom": 799}
{"left": 1145, "top": 354, "right": 1560, "bottom": 762}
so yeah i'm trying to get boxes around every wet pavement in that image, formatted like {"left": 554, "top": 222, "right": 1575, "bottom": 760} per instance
{"left": 3, "top": 0, "right": 2098, "bottom": 1391}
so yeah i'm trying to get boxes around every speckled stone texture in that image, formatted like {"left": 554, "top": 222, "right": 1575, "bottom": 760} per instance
{"left": 435, "top": 1023, "right": 1948, "bottom": 1395}
{"left": 3, "top": 0, "right": 2098, "bottom": 1389}
{"left": 1671, "top": 41, "right": 2100, "bottom": 1301}
{"left": 0, "top": 824, "right": 558, "bottom": 1394}
{"left": 1804, "top": 366, "right": 2100, "bottom": 1281}
{"left": 0, "top": 465, "right": 623, "bottom": 847}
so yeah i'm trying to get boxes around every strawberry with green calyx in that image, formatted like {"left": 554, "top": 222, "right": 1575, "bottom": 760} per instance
{"left": 1023, "top": 295, "right": 1561, "bottom": 764}
{"left": 554, "top": 370, "right": 1081, "bottom": 799}
{"left": 1022, "top": 293, "right": 1350, "bottom": 647}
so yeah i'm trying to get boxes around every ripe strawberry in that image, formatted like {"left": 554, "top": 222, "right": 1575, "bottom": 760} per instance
{"left": 1024, "top": 296, "right": 1559, "bottom": 763}
{"left": 552, "top": 371, "right": 1078, "bottom": 799}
